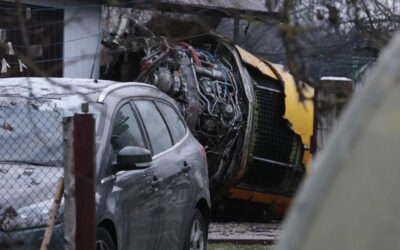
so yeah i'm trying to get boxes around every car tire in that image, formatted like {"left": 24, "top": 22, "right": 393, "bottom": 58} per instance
{"left": 96, "top": 227, "right": 115, "bottom": 250}
{"left": 183, "top": 209, "right": 207, "bottom": 250}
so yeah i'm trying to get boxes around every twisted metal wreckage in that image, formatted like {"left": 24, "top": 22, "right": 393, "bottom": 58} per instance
{"left": 101, "top": 17, "right": 315, "bottom": 218}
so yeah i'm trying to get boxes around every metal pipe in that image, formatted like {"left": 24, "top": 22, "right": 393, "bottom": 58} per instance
{"left": 195, "top": 65, "right": 225, "bottom": 81}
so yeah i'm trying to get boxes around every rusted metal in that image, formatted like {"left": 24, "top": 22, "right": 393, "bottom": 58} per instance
{"left": 73, "top": 114, "right": 96, "bottom": 250}
{"left": 64, "top": 114, "right": 95, "bottom": 250}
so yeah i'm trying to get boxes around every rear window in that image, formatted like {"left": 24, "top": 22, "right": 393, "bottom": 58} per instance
{"left": 135, "top": 100, "right": 173, "bottom": 155}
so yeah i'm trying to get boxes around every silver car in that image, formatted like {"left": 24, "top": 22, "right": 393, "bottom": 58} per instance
{"left": 0, "top": 78, "right": 210, "bottom": 250}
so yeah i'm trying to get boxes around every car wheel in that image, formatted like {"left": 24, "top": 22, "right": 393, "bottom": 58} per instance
{"left": 96, "top": 227, "right": 115, "bottom": 250}
{"left": 184, "top": 209, "right": 207, "bottom": 250}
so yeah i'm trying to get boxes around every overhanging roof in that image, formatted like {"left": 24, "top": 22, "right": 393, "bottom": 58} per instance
{"left": 105, "top": 0, "right": 282, "bottom": 19}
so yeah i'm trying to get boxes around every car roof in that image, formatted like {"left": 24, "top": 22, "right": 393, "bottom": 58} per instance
{"left": 0, "top": 77, "right": 115, "bottom": 102}
{"left": 0, "top": 77, "right": 168, "bottom": 104}
{"left": 97, "top": 82, "right": 178, "bottom": 107}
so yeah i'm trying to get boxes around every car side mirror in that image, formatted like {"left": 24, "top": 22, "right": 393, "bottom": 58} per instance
{"left": 117, "top": 146, "right": 152, "bottom": 171}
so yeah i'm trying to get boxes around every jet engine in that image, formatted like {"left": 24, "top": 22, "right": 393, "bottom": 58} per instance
{"left": 101, "top": 17, "right": 315, "bottom": 218}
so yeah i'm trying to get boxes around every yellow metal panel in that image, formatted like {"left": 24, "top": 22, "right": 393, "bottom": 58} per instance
{"left": 235, "top": 46, "right": 314, "bottom": 170}
{"left": 235, "top": 46, "right": 279, "bottom": 81}
{"left": 277, "top": 66, "right": 314, "bottom": 142}
{"left": 274, "top": 64, "right": 314, "bottom": 171}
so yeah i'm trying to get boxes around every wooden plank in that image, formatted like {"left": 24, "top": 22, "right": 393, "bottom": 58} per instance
{"left": 40, "top": 177, "right": 64, "bottom": 250}
{"left": 63, "top": 116, "right": 76, "bottom": 250}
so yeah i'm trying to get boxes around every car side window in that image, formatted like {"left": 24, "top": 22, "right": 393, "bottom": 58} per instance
{"left": 110, "top": 103, "right": 145, "bottom": 153}
{"left": 156, "top": 101, "right": 187, "bottom": 144}
{"left": 134, "top": 100, "right": 173, "bottom": 155}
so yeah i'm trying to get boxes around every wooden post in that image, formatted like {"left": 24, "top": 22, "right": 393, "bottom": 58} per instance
{"left": 63, "top": 114, "right": 96, "bottom": 250}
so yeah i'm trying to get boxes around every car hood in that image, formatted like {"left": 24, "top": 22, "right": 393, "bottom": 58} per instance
{"left": 0, "top": 163, "right": 62, "bottom": 216}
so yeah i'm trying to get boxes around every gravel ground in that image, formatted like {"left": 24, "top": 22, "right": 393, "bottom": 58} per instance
{"left": 208, "top": 222, "right": 281, "bottom": 245}
{"left": 208, "top": 243, "right": 274, "bottom": 250}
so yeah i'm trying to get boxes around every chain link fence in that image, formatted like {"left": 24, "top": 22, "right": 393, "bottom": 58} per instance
{"left": 0, "top": 101, "right": 65, "bottom": 250}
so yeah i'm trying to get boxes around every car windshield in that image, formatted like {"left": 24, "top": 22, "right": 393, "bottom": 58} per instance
{"left": 0, "top": 97, "right": 101, "bottom": 167}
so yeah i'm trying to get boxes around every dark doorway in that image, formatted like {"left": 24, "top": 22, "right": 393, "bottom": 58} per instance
{"left": 0, "top": 2, "right": 63, "bottom": 77}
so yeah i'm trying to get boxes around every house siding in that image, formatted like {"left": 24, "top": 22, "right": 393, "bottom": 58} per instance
{"left": 63, "top": 5, "right": 101, "bottom": 78}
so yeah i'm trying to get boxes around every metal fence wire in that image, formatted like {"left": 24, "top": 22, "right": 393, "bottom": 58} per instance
{"left": 0, "top": 101, "right": 64, "bottom": 250}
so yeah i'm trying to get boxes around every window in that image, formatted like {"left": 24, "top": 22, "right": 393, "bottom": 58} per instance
{"left": 110, "top": 103, "right": 145, "bottom": 153}
{"left": 0, "top": 3, "right": 63, "bottom": 77}
{"left": 156, "top": 102, "right": 187, "bottom": 143}
{"left": 135, "top": 100, "right": 173, "bottom": 155}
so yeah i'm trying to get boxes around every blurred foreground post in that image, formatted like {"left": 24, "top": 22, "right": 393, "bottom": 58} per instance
{"left": 63, "top": 114, "right": 96, "bottom": 250}
{"left": 275, "top": 33, "right": 400, "bottom": 250}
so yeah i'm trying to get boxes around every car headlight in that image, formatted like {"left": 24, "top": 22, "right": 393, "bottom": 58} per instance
{"left": 1, "top": 199, "right": 64, "bottom": 231}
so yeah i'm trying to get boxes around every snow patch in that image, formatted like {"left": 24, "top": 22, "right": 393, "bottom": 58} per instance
{"left": 0, "top": 77, "right": 116, "bottom": 99}
{"left": 320, "top": 76, "right": 352, "bottom": 82}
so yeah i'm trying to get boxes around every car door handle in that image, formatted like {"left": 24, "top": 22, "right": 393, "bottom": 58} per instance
{"left": 152, "top": 176, "right": 163, "bottom": 188}
{"left": 182, "top": 162, "right": 192, "bottom": 173}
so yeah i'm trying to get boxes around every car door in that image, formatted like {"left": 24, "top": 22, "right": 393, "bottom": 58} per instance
{"left": 99, "top": 102, "right": 161, "bottom": 250}
{"left": 155, "top": 100, "right": 195, "bottom": 250}
{"left": 133, "top": 99, "right": 175, "bottom": 249}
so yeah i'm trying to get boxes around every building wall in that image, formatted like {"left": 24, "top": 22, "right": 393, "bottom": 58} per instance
{"left": 63, "top": 5, "right": 101, "bottom": 78}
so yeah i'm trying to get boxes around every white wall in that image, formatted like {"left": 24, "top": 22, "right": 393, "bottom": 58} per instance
{"left": 63, "top": 5, "right": 101, "bottom": 78}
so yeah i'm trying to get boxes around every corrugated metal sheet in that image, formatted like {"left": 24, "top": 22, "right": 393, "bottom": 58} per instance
{"left": 159, "top": 0, "right": 271, "bottom": 13}
{"left": 111, "top": 0, "right": 281, "bottom": 17}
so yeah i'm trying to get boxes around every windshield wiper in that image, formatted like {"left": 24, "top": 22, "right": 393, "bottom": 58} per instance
{"left": 0, "top": 160, "right": 56, "bottom": 167}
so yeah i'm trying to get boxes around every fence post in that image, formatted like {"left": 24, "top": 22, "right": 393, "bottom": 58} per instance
{"left": 316, "top": 77, "right": 354, "bottom": 151}
{"left": 63, "top": 114, "right": 96, "bottom": 250}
